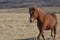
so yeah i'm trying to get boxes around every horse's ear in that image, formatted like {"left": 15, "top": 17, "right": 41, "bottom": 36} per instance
{"left": 33, "top": 7, "right": 35, "bottom": 11}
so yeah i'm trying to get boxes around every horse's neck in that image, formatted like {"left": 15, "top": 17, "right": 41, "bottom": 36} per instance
{"left": 37, "top": 10, "right": 46, "bottom": 23}
{"left": 35, "top": 8, "right": 46, "bottom": 23}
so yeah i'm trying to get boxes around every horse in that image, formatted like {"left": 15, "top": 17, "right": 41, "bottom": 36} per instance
{"left": 29, "top": 7, "right": 57, "bottom": 40}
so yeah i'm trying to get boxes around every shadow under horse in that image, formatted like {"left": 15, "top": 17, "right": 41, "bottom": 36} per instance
{"left": 29, "top": 7, "right": 57, "bottom": 40}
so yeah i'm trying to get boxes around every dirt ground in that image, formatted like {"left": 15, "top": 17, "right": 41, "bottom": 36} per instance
{"left": 0, "top": 7, "right": 60, "bottom": 40}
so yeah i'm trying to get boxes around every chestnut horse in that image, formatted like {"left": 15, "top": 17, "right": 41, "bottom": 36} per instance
{"left": 29, "top": 7, "right": 57, "bottom": 40}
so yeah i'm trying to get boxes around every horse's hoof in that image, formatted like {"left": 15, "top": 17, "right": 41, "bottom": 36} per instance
{"left": 51, "top": 35, "right": 54, "bottom": 37}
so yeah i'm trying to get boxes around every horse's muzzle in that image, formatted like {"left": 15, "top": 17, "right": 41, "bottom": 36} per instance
{"left": 30, "top": 19, "right": 32, "bottom": 23}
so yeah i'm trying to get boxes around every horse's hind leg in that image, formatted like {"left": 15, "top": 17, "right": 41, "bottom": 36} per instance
{"left": 51, "top": 29, "right": 54, "bottom": 37}
{"left": 53, "top": 26, "right": 56, "bottom": 40}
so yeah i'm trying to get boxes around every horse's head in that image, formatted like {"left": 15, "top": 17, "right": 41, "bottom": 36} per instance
{"left": 29, "top": 7, "right": 39, "bottom": 23}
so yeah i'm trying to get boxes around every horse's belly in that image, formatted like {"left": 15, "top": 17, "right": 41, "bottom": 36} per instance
{"left": 45, "top": 27, "right": 51, "bottom": 30}
{"left": 45, "top": 25, "right": 51, "bottom": 30}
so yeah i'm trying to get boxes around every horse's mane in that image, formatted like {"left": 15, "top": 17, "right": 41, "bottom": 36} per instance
{"left": 39, "top": 8, "right": 45, "bottom": 14}
{"left": 34, "top": 7, "right": 45, "bottom": 14}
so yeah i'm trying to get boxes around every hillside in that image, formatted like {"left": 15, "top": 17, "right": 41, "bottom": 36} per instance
{"left": 0, "top": 0, "right": 60, "bottom": 8}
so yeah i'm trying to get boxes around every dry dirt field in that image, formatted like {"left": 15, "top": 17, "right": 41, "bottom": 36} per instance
{"left": 0, "top": 7, "right": 60, "bottom": 40}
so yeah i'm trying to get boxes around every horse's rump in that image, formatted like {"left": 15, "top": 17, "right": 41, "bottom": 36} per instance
{"left": 46, "top": 13, "right": 57, "bottom": 29}
{"left": 47, "top": 12, "right": 56, "bottom": 18}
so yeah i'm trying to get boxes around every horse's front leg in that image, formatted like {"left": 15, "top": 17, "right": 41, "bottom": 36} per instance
{"left": 37, "top": 32, "right": 40, "bottom": 40}
{"left": 41, "top": 29, "right": 45, "bottom": 40}
{"left": 37, "top": 29, "right": 45, "bottom": 40}
{"left": 42, "top": 33, "right": 45, "bottom": 40}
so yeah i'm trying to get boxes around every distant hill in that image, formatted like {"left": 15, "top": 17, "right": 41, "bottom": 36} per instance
{"left": 0, "top": 0, "right": 60, "bottom": 9}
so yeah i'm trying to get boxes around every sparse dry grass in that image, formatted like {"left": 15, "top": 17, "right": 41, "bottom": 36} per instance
{"left": 0, "top": 13, "right": 39, "bottom": 40}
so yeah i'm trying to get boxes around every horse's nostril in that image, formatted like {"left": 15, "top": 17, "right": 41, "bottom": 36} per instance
{"left": 30, "top": 20, "right": 32, "bottom": 23}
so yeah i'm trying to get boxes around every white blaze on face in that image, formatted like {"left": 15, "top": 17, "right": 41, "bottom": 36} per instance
{"left": 31, "top": 11, "right": 34, "bottom": 14}
{"left": 31, "top": 11, "right": 33, "bottom": 14}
